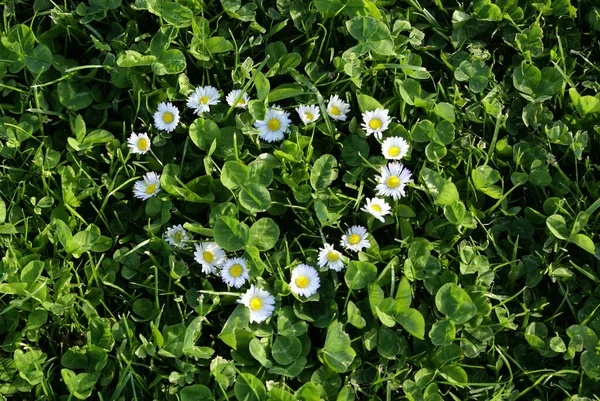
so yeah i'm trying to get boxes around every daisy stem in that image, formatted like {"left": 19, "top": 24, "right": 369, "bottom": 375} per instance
{"left": 149, "top": 149, "right": 164, "bottom": 167}
{"left": 198, "top": 290, "right": 241, "bottom": 297}
{"left": 179, "top": 137, "right": 189, "bottom": 172}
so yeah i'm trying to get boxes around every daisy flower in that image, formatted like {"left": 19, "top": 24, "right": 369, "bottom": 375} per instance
{"left": 220, "top": 257, "right": 249, "bottom": 288}
{"left": 127, "top": 132, "right": 151, "bottom": 154}
{"left": 238, "top": 285, "right": 276, "bottom": 323}
{"left": 289, "top": 264, "right": 320, "bottom": 297}
{"left": 164, "top": 225, "right": 191, "bottom": 249}
{"left": 193, "top": 242, "right": 226, "bottom": 274}
{"left": 133, "top": 172, "right": 161, "bottom": 200}
{"left": 375, "top": 162, "right": 413, "bottom": 200}
{"left": 326, "top": 95, "right": 350, "bottom": 121}
{"left": 361, "top": 197, "right": 391, "bottom": 223}
{"left": 296, "top": 105, "right": 320, "bottom": 125}
{"left": 226, "top": 89, "right": 250, "bottom": 109}
{"left": 187, "top": 86, "right": 220, "bottom": 115}
{"left": 317, "top": 244, "right": 346, "bottom": 272}
{"left": 254, "top": 106, "right": 291, "bottom": 142}
{"left": 361, "top": 108, "right": 391, "bottom": 140}
{"left": 340, "top": 225, "right": 370, "bottom": 252}
{"left": 153, "top": 102, "right": 179, "bottom": 132}
{"left": 382, "top": 136, "right": 409, "bottom": 160}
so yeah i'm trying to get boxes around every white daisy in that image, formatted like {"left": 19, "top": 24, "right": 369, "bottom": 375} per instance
{"left": 193, "top": 242, "right": 226, "bottom": 274}
{"left": 164, "top": 225, "right": 191, "bottom": 249}
{"left": 187, "top": 86, "right": 220, "bottom": 115}
{"left": 340, "top": 225, "right": 370, "bottom": 252}
{"left": 127, "top": 132, "right": 151, "bottom": 154}
{"left": 382, "top": 136, "right": 409, "bottom": 160}
{"left": 133, "top": 172, "right": 161, "bottom": 200}
{"left": 317, "top": 244, "right": 346, "bottom": 272}
{"left": 361, "top": 197, "right": 391, "bottom": 223}
{"left": 295, "top": 105, "right": 320, "bottom": 125}
{"left": 226, "top": 89, "right": 250, "bottom": 109}
{"left": 326, "top": 94, "right": 350, "bottom": 121}
{"left": 220, "top": 257, "right": 249, "bottom": 288}
{"left": 289, "top": 264, "right": 320, "bottom": 297}
{"left": 375, "top": 162, "right": 413, "bottom": 200}
{"left": 153, "top": 102, "right": 179, "bottom": 132}
{"left": 254, "top": 107, "right": 292, "bottom": 142}
{"left": 361, "top": 108, "right": 391, "bottom": 140}
{"left": 238, "top": 285, "right": 276, "bottom": 324}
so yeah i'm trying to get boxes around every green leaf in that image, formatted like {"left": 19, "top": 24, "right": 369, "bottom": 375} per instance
{"left": 433, "top": 102, "right": 455, "bottom": 122}
{"left": 356, "top": 94, "right": 383, "bottom": 113}
{"left": 249, "top": 339, "right": 273, "bottom": 368}
{"left": 277, "top": 306, "right": 308, "bottom": 336}
{"left": 439, "top": 364, "right": 468, "bottom": 386}
{"left": 234, "top": 373, "right": 267, "bottom": 401}
{"left": 569, "top": 233, "right": 595, "bottom": 254}
{"left": 248, "top": 218, "right": 279, "bottom": 251}
{"left": 435, "top": 283, "right": 477, "bottom": 325}
{"left": 26, "top": 45, "right": 52, "bottom": 74}
{"left": 377, "top": 325, "right": 402, "bottom": 358}
{"left": 213, "top": 216, "right": 249, "bottom": 251}
{"left": 239, "top": 184, "right": 271, "bottom": 213}
{"left": 189, "top": 118, "right": 221, "bottom": 152}
{"left": 152, "top": 49, "right": 186, "bottom": 75}
{"left": 581, "top": 350, "right": 600, "bottom": 379}
{"left": 221, "top": 161, "right": 249, "bottom": 190}
{"left": 162, "top": 2, "right": 193, "bottom": 27}
{"left": 429, "top": 319, "right": 456, "bottom": 346}
{"left": 546, "top": 214, "right": 569, "bottom": 240}
{"left": 181, "top": 385, "right": 215, "bottom": 401}
{"left": 206, "top": 37, "right": 234, "bottom": 54}
{"left": 395, "top": 308, "right": 425, "bottom": 340}
{"left": 255, "top": 72, "right": 270, "bottom": 102}
{"left": 341, "top": 135, "right": 369, "bottom": 167}
{"left": 346, "top": 16, "right": 392, "bottom": 42}
{"left": 395, "top": 276, "right": 412, "bottom": 310}
{"left": 268, "top": 84, "right": 307, "bottom": 102}
{"left": 0, "top": 198, "right": 6, "bottom": 223}
{"left": 515, "top": 24, "right": 544, "bottom": 57}
{"left": 421, "top": 168, "right": 460, "bottom": 206}
{"left": 320, "top": 321, "right": 356, "bottom": 373}
{"left": 310, "top": 154, "right": 338, "bottom": 190}
{"left": 347, "top": 301, "right": 366, "bottom": 329}
{"left": 117, "top": 50, "right": 157, "bottom": 67}
{"left": 272, "top": 336, "right": 302, "bottom": 366}
{"left": 57, "top": 81, "right": 93, "bottom": 111}
{"left": 345, "top": 261, "right": 377, "bottom": 290}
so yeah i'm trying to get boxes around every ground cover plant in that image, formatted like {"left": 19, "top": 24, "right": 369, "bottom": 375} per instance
{"left": 0, "top": 0, "right": 599, "bottom": 400}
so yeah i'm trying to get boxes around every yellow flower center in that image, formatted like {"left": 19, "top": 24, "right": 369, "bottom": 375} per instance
{"left": 348, "top": 234, "right": 361, "bottom": 245}
{"left": 203, "top": 251, "right": 214, "bottom": 263}
{"left": 305, "top": 112, "right": 313, "bottom": 121}
{"left": 145, "top": 184, "right": 156, "bottom": 194}
{"left": 327, "top": 251, "right": 339, "bottom": 262}
{"left": 250, "top": 297, "right": 262, "bottom": 311}
{"left": 200, "top": 96, "right": 209, "bottom": 104}
{"left": 371, "top": 204, "right": 382, "bottom": 212}
{"left": 388, "top": 146, "right": 401, "bottom": 157}
{"left": 230, "top": 264, "right": 243, "bottom": 278}
{"left": 137, "top": 138, "right": 149, "bottom": 151}
{"left": 369, "top": 118, "right": 382, "bottom": 130}
{"left": 238, "top": 99, "right": 246, "bottom": 105}
{"left": 174, "top": 231, "right": 183, "bottom": 242}
{"left": 267, "top": 118, "right": 281, "bottom": 131}
{"left": 295, "top": 276, "right": 309, "bottom": 288}
{"left": 386, "top": 176, "right": 400, "bottom": 188}
{"left": 162, "top": 112, "right": 174, "bottom": 124}
{"left": 330, "top": 106, "right": 340, "bottom": 116}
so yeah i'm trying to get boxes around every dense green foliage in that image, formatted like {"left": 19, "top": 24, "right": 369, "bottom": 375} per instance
{"left": 1, "top": 0, "right": 600, "bottom": 400}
